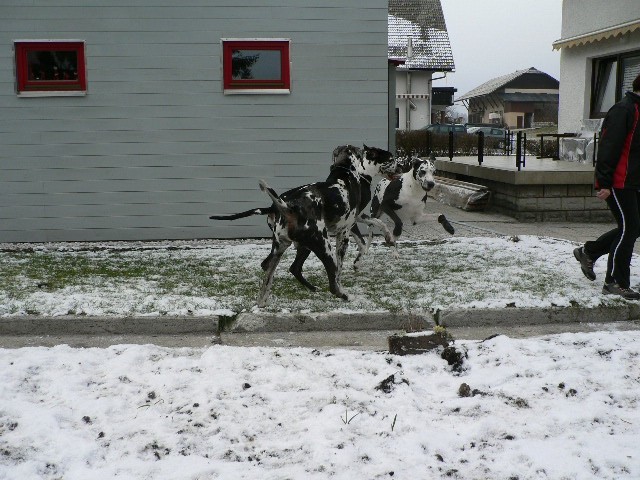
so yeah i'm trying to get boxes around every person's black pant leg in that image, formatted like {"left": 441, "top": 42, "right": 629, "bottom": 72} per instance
{"left": 605, "top": 189, "right": 640, "bottom": 288}
{"left": 585, "top": 227, "right": 618, "bottom": 263}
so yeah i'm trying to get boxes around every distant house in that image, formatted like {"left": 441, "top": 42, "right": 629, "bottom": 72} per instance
{"left": 456, "top": 68, "right": 559, "bottom": 129}
{"left": 388, "top": 0, "right": 455, "bottom": 131}
{"left": 0, "top": 0, "right": 389, "bottom": 243}
{"left": 553, "top": 0, "right": 640, "bottom": 134}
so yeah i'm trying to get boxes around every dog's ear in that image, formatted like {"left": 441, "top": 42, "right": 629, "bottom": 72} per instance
{"left": 412, "top": 158, "right": 422, "bottom": 170}
{"left": 332, "top": 145, "right": 346, "bottom": 164}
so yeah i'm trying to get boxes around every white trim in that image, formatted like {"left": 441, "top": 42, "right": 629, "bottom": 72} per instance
{"left": 220, "top": 37, "right": 291, "bottom": 43}
{"left": 13, "top": 39, "right": 87, "bottom": 43}
{"left": 17, "top": 91, "right": 87, "bottom": 98}
{"left": 224, "top": 89, "right": 290, "bottom": 95}
{"left": 552, "top": 19, "right": 640, "bottom": 50}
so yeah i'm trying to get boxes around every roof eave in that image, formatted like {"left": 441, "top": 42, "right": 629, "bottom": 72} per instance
{"left": 553, "top": 18, "right": 640, "bottom": 50}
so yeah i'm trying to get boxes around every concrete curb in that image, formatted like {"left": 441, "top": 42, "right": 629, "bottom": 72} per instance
{"left": 0, "top": 316, "right": 219, "bottom": 335}
{"left": 1, "top": 304, "right": 638, "bottom": 336}
{"left": 227, "top": 312, "right": 432, "bottom": 333}
{"left": 437, "top": 305, "right": 640, "bottom": 327}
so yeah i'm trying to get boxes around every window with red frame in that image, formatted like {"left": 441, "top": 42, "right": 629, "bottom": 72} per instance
{"left": 222, "top": 39, "right": 290, "bottom": 94}
{"left": 14, "top": 41, "right": 86, "bottom": 95}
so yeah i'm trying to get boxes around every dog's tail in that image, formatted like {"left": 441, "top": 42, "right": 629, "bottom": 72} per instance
{"left": 209, "top": 207, "right": 273, "bottom": 220}
{"left": 259, "top": 179, "right": 291, "bottom": 215}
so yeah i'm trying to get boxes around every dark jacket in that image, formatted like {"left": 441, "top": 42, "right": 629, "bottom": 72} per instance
{"left": 595, "top": 91, "right": 640, "bottom": 190}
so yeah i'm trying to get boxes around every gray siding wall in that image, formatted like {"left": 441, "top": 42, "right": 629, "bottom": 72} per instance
{"left": 0, "top": 0, "right": 389, "bottom": 242}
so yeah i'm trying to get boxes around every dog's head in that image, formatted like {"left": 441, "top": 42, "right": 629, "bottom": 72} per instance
{"left": 360, "top": 144, "right": 404, "bottom": 179}
{"left": 412, "top": 158, "right": 436, "bottom": 192}
{"left": 331, "top": 145, "right": 361, "bottom": 175}
{"left": 332, "top": 144, "right": 360, "bottom": 164}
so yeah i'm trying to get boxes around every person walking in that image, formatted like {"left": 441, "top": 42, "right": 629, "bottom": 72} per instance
{"left": 574, "top": 73, "right": 640, "bottom": 300}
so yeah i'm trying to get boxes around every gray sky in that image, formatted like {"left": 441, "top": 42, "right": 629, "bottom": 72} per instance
{"left": 435, "top": 0, "right": 562, "bottom": 106}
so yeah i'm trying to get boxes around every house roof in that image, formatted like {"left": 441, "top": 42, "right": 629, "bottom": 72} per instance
{"left": 456, "top": 67, "right": 558, "bottom": 102}
{"left": 388, "top": 0, "right": 455, "bottom": 71}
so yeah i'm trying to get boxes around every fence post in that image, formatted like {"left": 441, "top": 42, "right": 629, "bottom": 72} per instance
{"left": 592, "top": 132, "right": 597, "bottom": 167}
{"left": 477, "top": 131, "right": 484, "bottom": 165}
{"left": 505, "top": 129, "right": 513, "bottom": 156}
{"left": 516, "top": 131, "right": 522, "bottom": 171}
{"left": 448, "top": 131, "right": 454, "bottom": 161}
{"left": 523, "top": 132, "right": 527, "bottom": 168}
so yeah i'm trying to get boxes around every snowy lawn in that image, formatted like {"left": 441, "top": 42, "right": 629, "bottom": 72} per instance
{"left": 1, "top": 332, "right": 639, "bottom": 479}
{"left": 0, "top": 236, "right": 638, "bottom": 318}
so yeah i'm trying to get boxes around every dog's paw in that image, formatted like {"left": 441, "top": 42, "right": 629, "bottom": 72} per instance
{"left": 383, "top": 235, "right": 397, "bottom": 247}
{"left": 438, "top": 215, "right": 455, "bottom": 235}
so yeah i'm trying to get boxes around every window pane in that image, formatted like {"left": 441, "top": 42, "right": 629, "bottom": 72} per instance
{"left": 27, "top": 50, "right": 78, "bottom": 81}
{"left": 593, "top": 60, "right": 617, "bottom": 115}
{"left": 622, "top": 54, "right": 640, "bottom": 94}
{"left": 232, "top": 49, "right": 281, "bottom": 80}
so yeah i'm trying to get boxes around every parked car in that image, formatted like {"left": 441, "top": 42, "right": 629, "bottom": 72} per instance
{"left": 421, "top": 123, "right": 467, "bottom": 134}
{"left": 467, "top": 126, "right": 507, "bottom": 138}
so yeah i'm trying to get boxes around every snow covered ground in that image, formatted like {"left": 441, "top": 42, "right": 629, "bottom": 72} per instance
{"left": 2, "top": 235, "right": 640, "bottom": 479}
{"left": 1, "top": 235, "right": 639, "bottom": 318}
{"left": 1, "top": 332, "right": 639, "bottom": 479}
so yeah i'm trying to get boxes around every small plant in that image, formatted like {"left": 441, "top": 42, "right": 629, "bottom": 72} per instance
{"left": 434, "top": 325, "right": 453, "bottom": 341}
{"left": 341, "top": 409, "right": 359, "bottom": 425}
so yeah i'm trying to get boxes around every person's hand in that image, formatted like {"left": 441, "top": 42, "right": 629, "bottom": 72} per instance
{"left": 596, "top": 188, "right": 611, "bottom": 200}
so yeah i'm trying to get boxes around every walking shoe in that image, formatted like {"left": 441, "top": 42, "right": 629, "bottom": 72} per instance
{"left": 573, "top": 247, "right": 595, "bottom": 281}
{"left": 602, "top": 282, "right": 640, "bottom": 300}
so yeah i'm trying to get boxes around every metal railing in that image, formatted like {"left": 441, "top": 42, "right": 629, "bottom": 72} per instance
{"left": 431, "top": 130, "right": 597, "bottom": 171}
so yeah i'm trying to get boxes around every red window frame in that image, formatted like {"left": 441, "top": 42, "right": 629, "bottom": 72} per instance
{"left": 14, "top": 41, "right": 87, "bottom": 95}
{"left": 222, "top": 39, "right": 290, "bottom": 93}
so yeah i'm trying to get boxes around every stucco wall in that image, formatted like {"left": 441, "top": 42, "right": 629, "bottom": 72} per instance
{"left": 558, "top": 31, "right": 640, "bottom": 133}
{"left": 557, "top": 0, "right": 640, "bottom": 133}
{"left": 561, "top": 0, "right": 639, "bottom": 38}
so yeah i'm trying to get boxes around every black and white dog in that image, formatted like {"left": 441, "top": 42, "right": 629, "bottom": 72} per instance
{"left": 367, "top": 157, "right": 454, "bottom": 253}
{"left": 210, "top": 145, "right": 401, "bottom": 307}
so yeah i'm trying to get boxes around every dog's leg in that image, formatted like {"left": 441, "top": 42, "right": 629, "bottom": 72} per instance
{"left": 410, "top": 212, "right": 455, "bottom": 235}
{"left": 380, "top": 206, "right": 403, "bottom": 257}
{"left": 307, "top": 233, "right": 348, "bottom": 301}
{"left": 357, "top": 214, "right": 395, "bottom": 246}
{"left": 438, "top": 214, "right": 455, "bottom": 234}
{"left": 260, "top": 252, "right": 273, "bottom": 271}
{"left": 257, "top": 239, "right": 291, "bottom": 308}
{"left": 289, "top": 246, "right": 318, "bottom": 291}
{"left": 334, "top": 230, "right": 350, "bottom": 290}
{"left": 349, "top": 224, "right": 367, "bottom": 271}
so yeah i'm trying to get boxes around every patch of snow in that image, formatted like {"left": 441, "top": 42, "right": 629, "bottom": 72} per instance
{"left": 0, "top": 332, "right": 638, "bottom": 478}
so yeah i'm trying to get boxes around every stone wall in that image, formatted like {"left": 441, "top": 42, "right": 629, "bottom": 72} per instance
{"left": 436, "top": 171, "right": 611, "bottom": 223}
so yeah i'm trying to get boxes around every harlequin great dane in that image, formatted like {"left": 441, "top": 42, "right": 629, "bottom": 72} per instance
{"left": 367, "top": 156, "right": 455, "bottom": 254}
{"left": 210, "top": 145, "right": 402, "bottom": 307}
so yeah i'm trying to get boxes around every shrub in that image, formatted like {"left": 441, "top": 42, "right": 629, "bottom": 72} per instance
{"left": 395, "top": 130, "right": 504, "bottom": 157}
{"left": 395, "top": 130, "right": 559, "bottom": 159}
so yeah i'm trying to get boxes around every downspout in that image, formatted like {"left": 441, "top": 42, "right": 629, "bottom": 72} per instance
{"left": 406, "top": 38, "right": 412, "bottom": 130}
{"left": 406, "top": 71, "right": 411, "bottom": 130}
